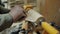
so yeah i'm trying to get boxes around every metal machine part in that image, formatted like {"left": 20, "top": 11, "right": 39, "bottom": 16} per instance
{"left": 50, "top": 22, "right": 60, "bottom": 30}
{"left": 25, "top": 8, "right": 59, "bottom": 34}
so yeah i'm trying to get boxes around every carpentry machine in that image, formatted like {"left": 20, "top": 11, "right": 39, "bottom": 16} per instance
{"left": 20, "top": 5, "right": 60, "bottom": 34}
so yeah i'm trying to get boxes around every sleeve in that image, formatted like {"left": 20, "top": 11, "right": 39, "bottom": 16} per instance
{"left": 0, "top": 14, "right": 13, "bottom": 32}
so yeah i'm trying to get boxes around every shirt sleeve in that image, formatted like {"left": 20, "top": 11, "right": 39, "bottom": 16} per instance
{"left": 0, "top": 14, "right": 13, "bottom": 32}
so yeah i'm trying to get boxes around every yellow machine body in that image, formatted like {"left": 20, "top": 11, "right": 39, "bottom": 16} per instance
{"left": 42, "top": 22, "right": 59, "bottom": 34}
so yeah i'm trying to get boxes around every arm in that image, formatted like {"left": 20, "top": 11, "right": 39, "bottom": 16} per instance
{"left": 0, "top": 5, "right": 26, "bottom": 32}
{"left": 0, "top": 14, "right": 13, "bottom": 32}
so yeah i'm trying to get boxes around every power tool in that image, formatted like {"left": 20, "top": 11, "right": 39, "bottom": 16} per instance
{"left": 22, "top": 5, "right": 60, "bottom": 34}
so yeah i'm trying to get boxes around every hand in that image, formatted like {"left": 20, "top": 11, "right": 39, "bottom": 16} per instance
{"left": 9, "top": 5, "right": 26, "bottom": 21}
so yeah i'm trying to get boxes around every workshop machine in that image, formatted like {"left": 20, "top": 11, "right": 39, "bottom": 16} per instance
{"left": 20, "top": 5, "right": 60, "bottom": 34}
